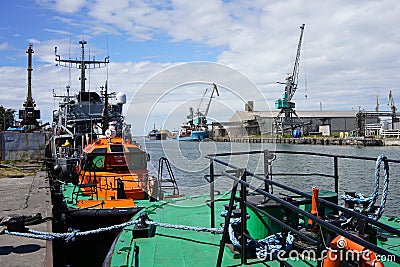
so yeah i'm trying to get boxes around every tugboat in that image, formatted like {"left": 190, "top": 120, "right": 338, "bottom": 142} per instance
{"left": 177, "top": 83, "right": 219, "bottom": 141}
{"left": 104, "top": 150, "right": 400, "bottom": 266}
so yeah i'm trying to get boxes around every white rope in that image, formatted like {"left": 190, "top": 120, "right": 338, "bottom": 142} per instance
{"left": 1, "top": 214, "right": 224, "bottom": 241}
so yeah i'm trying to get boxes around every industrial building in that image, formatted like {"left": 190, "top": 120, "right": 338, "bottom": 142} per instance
{"left": 212, "top": 101, "right": 380, "bottom": 138}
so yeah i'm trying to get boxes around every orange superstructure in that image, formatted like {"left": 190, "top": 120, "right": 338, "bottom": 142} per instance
{"left": 73, "top": 135, "right": 153, "bottom": 209}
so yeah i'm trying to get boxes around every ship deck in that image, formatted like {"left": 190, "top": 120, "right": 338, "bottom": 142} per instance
{"left": 107, "top": 193, "right": 400, "bottom": 266}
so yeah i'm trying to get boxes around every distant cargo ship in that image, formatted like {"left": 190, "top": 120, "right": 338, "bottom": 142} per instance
{"left": 148, "top": 124, "right": 167, "bottom": 140}
{"left": 177, "top": 83, "right": 219, "bottom": 141}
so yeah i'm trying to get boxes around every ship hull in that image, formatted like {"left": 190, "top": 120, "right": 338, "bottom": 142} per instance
{"left": 177, "top": 130, "right": 209, "bottom": 141}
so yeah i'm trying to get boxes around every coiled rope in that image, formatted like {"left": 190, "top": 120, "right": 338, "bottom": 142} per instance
{"left": 221, "top": 210, "right": 294, "bottom": 259}
{"left": 340, "top": 154, "right": 389, "bottom": 220}
{"left": 256, "top": 232, "right": 294, "bottom": 259}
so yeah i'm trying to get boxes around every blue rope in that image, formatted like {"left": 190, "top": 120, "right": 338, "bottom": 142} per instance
{"left": 370, "top": 155, "right": 389, "bottom": 220}
{"left": 340, "top": 154, "right": 389, "bottom": 219}
{"left": 222, "top": 210, "right": 294, "bottom": 259}
{"left": 256, "top": 232, "right": 295, "bottom": 259}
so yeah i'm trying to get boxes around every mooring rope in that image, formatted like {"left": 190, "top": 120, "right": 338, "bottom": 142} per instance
{"left": 144, "top": 221, "right": 223, "bottom": 234}
{"left": 1, "top": 219, "right": 140, "bottom": 241}
{"left": 370, "top": 154, "right": 389, "bottom": 220}
{"left": 256, "top": 232, "right": 295, "bottom": 259}
{"left": 221, "top": 211, "right": 295, "bottom": 259}
{"left": 1, "top": 213, "right": 224, "bottom": 241}
{"left": 340, "top": 154, "right": 389, "bottom": 220}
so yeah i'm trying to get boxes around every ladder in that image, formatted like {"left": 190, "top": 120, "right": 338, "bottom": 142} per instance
{"left": 157, "top": 157, "right": 179, "bottom": 197}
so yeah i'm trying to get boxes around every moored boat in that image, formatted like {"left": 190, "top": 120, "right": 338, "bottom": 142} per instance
{"left": 47, "top": 40, "right": 125, "bottom": 182}
{"left": 177, "top": 83, "right": 219, "bottom": 141}
{"left": 148, "top": 130, "right": 159, "bottom": 140}
{"left": 45, "top": 40, "right": 180, "bottom": 266}
{"left": 148, "top": 124, "right": 167, "bottom": 140}
{"left": 59, "top": 132, "right": 153, "bottom": 229}
{"left": 103, "top": 150, "right": 400, "bottom": 266}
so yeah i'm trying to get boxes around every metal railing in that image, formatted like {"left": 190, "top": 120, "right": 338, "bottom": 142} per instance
{"left": 205, "top": 150, "right": 400, "bottom": 266}
{"left": 73, "top": 170, "right": 146, "bottom": 203}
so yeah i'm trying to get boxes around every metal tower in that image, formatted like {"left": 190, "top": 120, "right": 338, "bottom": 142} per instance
{"left": 19, "top": 43, "right": 41, "bottom": 129}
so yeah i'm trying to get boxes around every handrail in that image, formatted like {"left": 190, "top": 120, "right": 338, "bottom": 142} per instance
{"left": 207, "top": 149, "right": 400, "bottom": 163}
{"left": 207, "top": 150, "right": 400, "bottom": 265}
{"left": 206, "top": 152, "right": 400, "bottom": 237}
{"left": 222, "top": 170, "right": 399, "bottom": 261}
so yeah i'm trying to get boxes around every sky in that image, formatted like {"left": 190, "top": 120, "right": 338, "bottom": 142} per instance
{"left": 1, "top": 0, "right": 400, "bottom": 135}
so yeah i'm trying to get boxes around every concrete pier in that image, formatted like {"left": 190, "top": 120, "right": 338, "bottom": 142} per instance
{"left": 0, "top": 170, "right": 52, "bottom": 267}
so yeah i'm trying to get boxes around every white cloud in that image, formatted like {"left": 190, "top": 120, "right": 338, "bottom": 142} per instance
{"left": 5, "top": 0, "right": 400, "bottom": 133}
{"left": 55, "top": 0, "right": 87, "bottom": 13}
{"left": 45, "top": 28, "right": 72, "bottom": 35}
{"left": 0, "top": 43, "right": 10, "bottom": 51}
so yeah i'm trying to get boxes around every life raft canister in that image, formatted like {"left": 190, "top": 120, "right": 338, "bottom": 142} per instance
{"left": 323, "top": 235, "right": 384, "bottom": 267}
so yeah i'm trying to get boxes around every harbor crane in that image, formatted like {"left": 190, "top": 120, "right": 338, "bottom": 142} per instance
{"left": 273, "top": 24, "right": 305, "bottom": 136}
{"left": 192, "top": 83, "right": 219, "bottom": 127}
{"left": 388, "top": 90, "right": 398, "bottom": 127}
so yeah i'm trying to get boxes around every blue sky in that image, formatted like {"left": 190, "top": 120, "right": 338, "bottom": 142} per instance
{"left": 1, "top": 0, "right": 400, "bottom": 134}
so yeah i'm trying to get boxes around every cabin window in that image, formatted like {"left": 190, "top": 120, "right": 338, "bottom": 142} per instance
{"left": 110, "top": 145, "right": 124, "bottom": 153}
{"left": 126, "top": 152, "right": 147, "bottom": 170}
{"left": 92, "top": 148, "right": 107, "bottom": 154}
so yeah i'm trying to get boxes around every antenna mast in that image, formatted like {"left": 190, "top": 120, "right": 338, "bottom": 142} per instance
{"left": 55, "top": 40, "right": 109, "bottom": 93}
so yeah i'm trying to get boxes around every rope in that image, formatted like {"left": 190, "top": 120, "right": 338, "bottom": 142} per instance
{"left": 1, "top": 219, "right": 139, "bottom": 242}
{"left": 1, "top": 212, "right": 224, "bottom": 241}
{"left": 370, "top": 155, "right": 389, "bottom": 220}
{"left": 221, "top": 210, "right": 295, "bottom": 259}
{"left": 256, "top": 232, "right": 294, "bottom": 259}
{"left": 340, "top": 154, "right": 389, "bottom": 220}
{"left": 145, "top": 220, "right": 223, "bottom": 234}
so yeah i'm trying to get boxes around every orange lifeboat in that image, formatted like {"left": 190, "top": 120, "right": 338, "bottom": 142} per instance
{"left": 74, "top": 135, "right": 155, "bottom": 209}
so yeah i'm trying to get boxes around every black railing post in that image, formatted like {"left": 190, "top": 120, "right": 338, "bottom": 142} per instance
{"left": 210, "top": 159, "right": 215, "bottom": 228}
{"left": 239, "top": 169, "right": 247, "bottom": 265}
{"left": 216, "top": 182, "right": 238, "bottom": 267}
{"left": 333, "top": 156, "right": 339, "bottom": 196}
{"left": 263, "top": 150, "right": 270, "bottom": 193}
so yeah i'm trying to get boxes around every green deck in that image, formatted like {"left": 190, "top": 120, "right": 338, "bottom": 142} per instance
{"left": 107, "top": 194, "right": 314, "bottom": 267}
{"left": 106, "top": 194, "right": 400, "bottom": 267}
{"left": 62, "top": 183, "right": 100, "bottom": 208}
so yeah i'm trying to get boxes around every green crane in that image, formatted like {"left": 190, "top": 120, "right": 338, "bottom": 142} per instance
{"left": 273, "top": 24, "right": 305, "bottom": 136}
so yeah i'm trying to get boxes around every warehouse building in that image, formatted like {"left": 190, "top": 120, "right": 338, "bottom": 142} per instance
{"left": 214, "top": 102, "right": 379, "bottom": 138}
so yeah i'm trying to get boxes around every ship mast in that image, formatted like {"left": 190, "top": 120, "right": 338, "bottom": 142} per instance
{"left": 55, "top": 40, "right": 109, "bottom": 93}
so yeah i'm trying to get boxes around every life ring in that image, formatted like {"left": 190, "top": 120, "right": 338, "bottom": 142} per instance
{"left": 323, "top": 235, "right": 384, "bottom": 267}
{"left": 147, "top": 176, "right": 159, "bottom": 199}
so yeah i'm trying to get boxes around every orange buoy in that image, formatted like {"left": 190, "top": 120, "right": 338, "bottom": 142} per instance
{"left": 323, "top": 235, "right": 384, "bottom": 267}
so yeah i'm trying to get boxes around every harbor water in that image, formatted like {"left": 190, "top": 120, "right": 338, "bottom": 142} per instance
{"left": 140, "top": 138, "right": 400, "bottom": 216}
